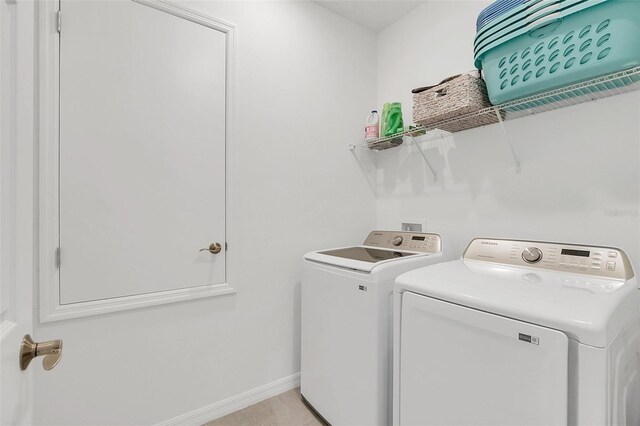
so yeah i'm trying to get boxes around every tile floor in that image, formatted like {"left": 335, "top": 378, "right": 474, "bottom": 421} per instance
{"left": 206, "top": 388, "right": 326, "bottom": 426}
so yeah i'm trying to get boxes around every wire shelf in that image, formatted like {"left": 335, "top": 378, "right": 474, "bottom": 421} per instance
{"left": 350, "top": 66, "right": 640, "bottom": 151}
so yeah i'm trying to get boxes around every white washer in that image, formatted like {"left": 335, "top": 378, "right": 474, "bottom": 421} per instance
{"left": 301, "top": 230, "right": 446, "bottom": 426}
{"left": 393, "top": 238, "right": 640, "bottom": 426}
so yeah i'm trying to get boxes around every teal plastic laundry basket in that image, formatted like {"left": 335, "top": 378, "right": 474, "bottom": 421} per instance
{"left": 474, "top": 0, "right": 580, "bottom": 53}
{"left": 476, "top": 0, "right": 640, "bottom": 104}
{"left": 474, "top": 0, "right": 604, "bottom": 57}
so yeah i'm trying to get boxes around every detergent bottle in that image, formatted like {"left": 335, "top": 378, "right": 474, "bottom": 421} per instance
{"left": 384, "top": 103, "right": 404, "bottom": 137}
{"left": 380, "top": 103, "right": 390, "bottom": 137}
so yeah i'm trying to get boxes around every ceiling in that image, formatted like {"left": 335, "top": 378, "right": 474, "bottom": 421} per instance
{"left": 311, "top": 1, "right": 426, "bottom": 33}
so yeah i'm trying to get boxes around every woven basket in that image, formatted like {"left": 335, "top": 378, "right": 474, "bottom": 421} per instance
{"left": 413, "top": 74, "right": 500, "bottom": 133}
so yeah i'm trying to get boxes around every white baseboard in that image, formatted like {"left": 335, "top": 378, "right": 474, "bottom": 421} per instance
{"left": 157, "top": 372, "right": 301, "bottom": 426}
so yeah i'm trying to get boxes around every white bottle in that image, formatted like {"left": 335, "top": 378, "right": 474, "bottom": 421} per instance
{"left": 365, "top": 110, "right": 379, "bottom": 142}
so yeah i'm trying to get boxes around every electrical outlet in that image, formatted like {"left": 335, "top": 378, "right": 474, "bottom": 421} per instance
{"left": 401, "top": 220, "right": 427, "bottom": 232}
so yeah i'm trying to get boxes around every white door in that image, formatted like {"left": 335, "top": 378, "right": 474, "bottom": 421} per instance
{"left": 3, "top": 0, "right": 229, "bottom": 421}
{"left": 0, "top": 216, "right": 34, "bottom": 426}
{"left": 398, "top": 292, "right": 569, "bottom": 426}
{"left": 0, "top": 136, "right": 34, "bottom": 424}
{"left": 1, "top": 0, "right": 34, "bottom": 423}
{"left": 58, "top": 0, "right": 227, "bottom": 304}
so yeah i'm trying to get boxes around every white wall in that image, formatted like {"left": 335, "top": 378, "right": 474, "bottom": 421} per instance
{"left": 26, "top": 1, "right": 640, "bottom": 424}
{"left": 32, "top": 1, "right": 377, "bottom": 424}
{"left": 376, "top": 1, "right": 640, "bottom": 263}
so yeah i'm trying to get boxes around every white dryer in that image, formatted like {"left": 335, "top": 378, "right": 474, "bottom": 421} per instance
{"left": 393, "top": 238, "right": 640, "bottom": 426}
{"left": 302, "top": 231, "right": 446, "bottom": 426}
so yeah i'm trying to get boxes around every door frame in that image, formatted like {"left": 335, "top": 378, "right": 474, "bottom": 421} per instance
{"left": 38, "top": 0, "right": 237, "bottom": 323}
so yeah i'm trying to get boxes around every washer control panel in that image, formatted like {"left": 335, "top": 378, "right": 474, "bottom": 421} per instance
{"left": 463, "top": 238, "right": 634, "bottom": 280}
{"left": 522, "top": 247, "right": 543, "bottom": 263}
{"left": 364, "top": 231, "right": 442, "bottom": 254}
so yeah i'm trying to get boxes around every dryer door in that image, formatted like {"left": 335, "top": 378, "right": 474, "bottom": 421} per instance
{"left": 398, "top": 292, "right": 568, "bottom": 426}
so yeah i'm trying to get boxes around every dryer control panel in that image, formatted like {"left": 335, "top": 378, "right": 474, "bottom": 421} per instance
{"left": 463, "top": 238, "right": 634, "bottom": 280}
{"left": 364, "top": 231, "right": 442, "bottom": 254}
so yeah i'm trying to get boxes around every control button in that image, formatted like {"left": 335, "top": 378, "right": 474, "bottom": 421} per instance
{"left": 578, "top": 265, "right": 588, "bottom": 271}
{"left": 608, "top": 252, "right": 618, "bottom": 258}
{"left": 522, "top": 247, "right": 543, "bottom": 264}
{"left": 591, "top": 266, "right": 601, "bottom": 270}
{"left": 607, "top": 261, "right": 616, "bottom": 271}
{"left": 392, "top": 236, "right": 404, "bottom": 246}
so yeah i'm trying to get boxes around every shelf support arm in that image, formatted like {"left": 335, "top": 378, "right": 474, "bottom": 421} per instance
{"left": 495, "top": 107, "right": 522, "bottom": 174}
{"left": 411, "top": 137, "right": 438, "bottom": 182}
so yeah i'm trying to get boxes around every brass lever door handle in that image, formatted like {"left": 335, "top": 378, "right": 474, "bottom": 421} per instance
{"left": 20, "top": 334, "right": 63, "bottom": 371}
{"left": 199, "top": 242, "right": 222, "bottom": 254}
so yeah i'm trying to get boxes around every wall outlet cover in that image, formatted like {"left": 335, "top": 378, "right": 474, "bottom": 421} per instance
{"left": 401, "top": 220, "right": 428, "bottom": 232}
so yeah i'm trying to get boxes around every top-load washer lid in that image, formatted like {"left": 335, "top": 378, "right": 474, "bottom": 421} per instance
{"left": 395, "top": 238, "right": 638, "bottom": 348}
{"left": 304, "top": 231, "right": 442, "bottom": 273}
{"left": 318, "top": 247, "right": 416, "bottom": 263}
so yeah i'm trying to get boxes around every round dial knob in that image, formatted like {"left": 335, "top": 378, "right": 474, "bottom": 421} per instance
{"left": 522, "top": 247, "right": 543, "bottom": 264}
{"left": 392, "top": 236, "right": 404, "bottom": 246}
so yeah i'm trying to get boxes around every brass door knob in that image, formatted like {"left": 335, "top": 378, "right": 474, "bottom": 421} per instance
{"left": 20, "top": 334, "right": 63, "bottom": 371}
{"left": 199, "top": 242, "right": 222, "bottom": 254}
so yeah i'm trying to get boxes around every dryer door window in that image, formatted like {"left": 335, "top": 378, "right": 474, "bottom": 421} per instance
{"left": 398, "top": 292, "right": 568, "bottom": 425}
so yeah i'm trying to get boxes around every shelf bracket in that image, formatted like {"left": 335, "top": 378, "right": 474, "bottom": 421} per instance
{"left": 411, "top": 137, "right": 438, "bottom": 182}
{"left": 495, "top": 107, "right": 522, "bottom": 174}
{"left": 348, "top": 143, "right": 378, "bottom": 192}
